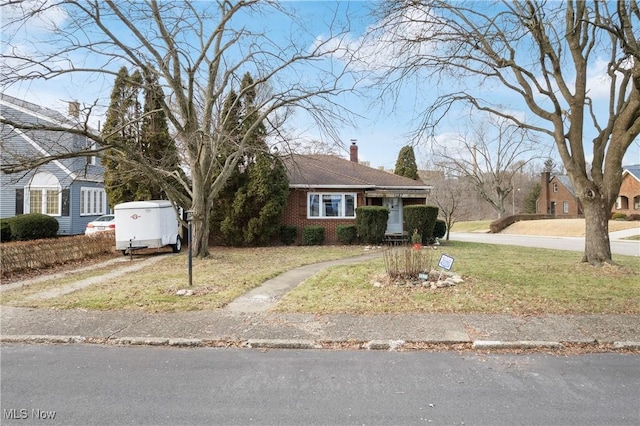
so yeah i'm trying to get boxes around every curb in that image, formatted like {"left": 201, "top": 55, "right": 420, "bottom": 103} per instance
{"left": 2, "top": 335, "right": 640, "bottom": 352}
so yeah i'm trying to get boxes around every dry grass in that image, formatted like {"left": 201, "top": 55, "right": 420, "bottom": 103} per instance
{"left": 501, "top": 219, "right": 639, "bottom": 237}
{"left": 1, "top": 246, "right": 365, "bottom": 312}
{"left": 2, "top": 219, "right": 638, "bottom": 315}
{"left": 275, "top": 242, "right": 640, "bottom": 315}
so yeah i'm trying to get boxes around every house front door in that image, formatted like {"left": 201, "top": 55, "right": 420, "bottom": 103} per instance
{"left": 384, "top": 197, "right": 402, "bottom": 234}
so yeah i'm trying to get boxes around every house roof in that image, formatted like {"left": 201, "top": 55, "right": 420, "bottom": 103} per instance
{"left": 0, "top": 93, "right": 102, "bottom": 182}
{"left": 554, "top": 175, "right": 576, "bottom": 196}
{"left": 283, "top": 154, "right": 431, "bottom": 193}
{"left": 622, "top": 164, "right": 640, "bottom": 182}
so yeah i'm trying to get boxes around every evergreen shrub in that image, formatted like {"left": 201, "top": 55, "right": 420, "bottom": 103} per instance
{"left": 10, "top": 213, "right": 59, "bottom": 241}
{"left": 302, "top": 226, "right": 324, "bottom": 245}
{"left": 1, "top": 218, "right": 14, "bottom": 242}
{"left": 404, "top": 205, "right": 439, "bottom": 244}
{"left": 336, "top": 225, "right": 357, "bottom": 245}
{"left": 355, "top": 206, "right": 389, "bottom": 244}
{"left": 280, "top": 225, "right": 297, "bottom": 245}
{"left": 433, "top": 219, "right": 447, "bottom": 239}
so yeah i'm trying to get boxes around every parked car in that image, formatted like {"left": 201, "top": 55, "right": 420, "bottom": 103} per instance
{"left": 84, "top": 214, "right": 115, "bottom": 235}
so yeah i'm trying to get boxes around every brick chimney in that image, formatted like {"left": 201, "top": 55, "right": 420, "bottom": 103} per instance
{"left": 68, "top": 101, "right": 80, "bottom": 118}
{"left": 540, "top": 171, "right": 550, "bottom": 214}
{"left": 349, "top": 140, "right": 358, "bottom": 163}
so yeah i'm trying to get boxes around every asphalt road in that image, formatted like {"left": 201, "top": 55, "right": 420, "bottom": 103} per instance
{"left": 1, "top": 345, "right": 638, "bottom": 425}
{"left": 449, "top": 232, "right": 640, "bottom": 257}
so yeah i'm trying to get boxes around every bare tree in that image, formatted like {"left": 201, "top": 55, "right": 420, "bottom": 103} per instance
{"left": 431, "top": 175, "right": 474, "bottom": 240}
{"left": 433, "top": 113, "right": 544, "bottom": 218}
{"left": 371, "top": 1, "right": 640, "bottom": 265}
{"left": 0, "top": 0, "right": 358, "bottom": 257}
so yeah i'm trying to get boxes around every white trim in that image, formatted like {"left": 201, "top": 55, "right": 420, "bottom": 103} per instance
{"left": 0, "top": 98, "right": 74, "bottom": 128}
{"left": 80, "top": 187, "right": 107, "bottom": 216}
{"left": 307, "top": 192, "right": 357, "bottom": 219}
{"left": 0, "top": 113, "right": 77, "bottom": 179}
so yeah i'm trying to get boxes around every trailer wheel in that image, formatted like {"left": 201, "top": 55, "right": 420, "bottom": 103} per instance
{"left": 172, "top": 236, "right": 182, "bottom": 253}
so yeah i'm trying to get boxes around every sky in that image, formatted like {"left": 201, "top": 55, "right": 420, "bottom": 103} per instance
{"left": 1, "top": 0, "right": 638, "bottom": 171}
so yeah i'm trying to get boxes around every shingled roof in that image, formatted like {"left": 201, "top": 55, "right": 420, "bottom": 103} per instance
{"left": 282, "top": 154, "right": 431, "bottom": 191}
{"left": 623, "top": 164, "right": 640, "bottom": 181}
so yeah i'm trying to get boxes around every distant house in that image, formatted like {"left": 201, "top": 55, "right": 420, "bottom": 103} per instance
{"left": 537, "top": 171, "right": 583, "bottom": 217}
{"left": 0, "top": 93, "right": 108, "bottom": 236}
{"left": 281, "top": 142, "right": 432, "bottom": 244}
{"left": 613, "top": 165, "right": 640, "bottom": 216}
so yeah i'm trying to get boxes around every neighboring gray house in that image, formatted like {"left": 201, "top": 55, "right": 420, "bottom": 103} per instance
{"left": 0, "top": 93, "right": 108, "bottom": 236}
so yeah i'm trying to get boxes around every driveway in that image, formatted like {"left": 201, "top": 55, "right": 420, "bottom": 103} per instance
{"left": 449, "top": 229, "right": 640, "bottom": 257}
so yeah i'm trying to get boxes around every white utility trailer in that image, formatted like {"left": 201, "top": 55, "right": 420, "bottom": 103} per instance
{"left": 114, "top": 200, "right": 182, "bottom": 254}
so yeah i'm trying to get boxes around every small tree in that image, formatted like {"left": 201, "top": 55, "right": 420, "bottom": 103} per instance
{"left": 394, "top": 145, "right": 419, "bottom": 180}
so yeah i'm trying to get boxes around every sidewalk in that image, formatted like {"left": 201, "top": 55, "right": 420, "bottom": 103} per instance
{"left": 1, "top": 305, "right": 639, "bottom": 350}
{"left": 1, "top": 252, "right": 639, "bottom": 351}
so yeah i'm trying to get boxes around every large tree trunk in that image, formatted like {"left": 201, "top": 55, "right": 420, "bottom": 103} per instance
{"left": 581, "top": 197, "right": 613, "bottom": 266}
{"left": 189, "top": 171, "right": 212, "bottom": 258}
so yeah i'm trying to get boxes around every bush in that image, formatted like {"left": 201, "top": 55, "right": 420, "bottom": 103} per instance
{"left": 627, "top": 214, "right": 640, "bottom": 221}
{"left": 404, "top": 205, "right": 439, "bottom": 244}
{"left": 611, "top": 212, "right": 627, "bottom": 220}
{"left": 1, "top": 218, "right": 13, "bottom": 242}
{"left": 383, "top": 246, "right": 434, "bottom": 280}
{"left": 336, "top": 225, "right": 358, "bottom": 245}
{"left": 279, "top": 225, "right": 297, "bottom": 245}
{"left": 355, "top": 206, "right": 389, "bottom": 244}
{"left": 489, "top": 214, "right": 555, "bottom": 233}
{"left": 433, "top": 219, "right": 447, "bottom": 239}
{"left": 1, "top": 232, "right": 115, "bottom": 277}
{"left": 9, "top": 213, "right": 59, "bottom": 241}
{"left": 302, "top": 226, "right": 324, "bottom": 245}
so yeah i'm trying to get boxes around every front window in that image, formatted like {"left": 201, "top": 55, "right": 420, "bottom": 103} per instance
{"left": 563, "top": 201, "right": 569, "bottom": 214}
{"left": 553, "top": 183, "right": 558, "bottom": 193}
{"left": 81, "top": 187, "right": 108, "bottom": 216}
{"left": 308, "top": 193, "right": 356, "bottom": 219}
{"left": 26, "top": 172, "right": 61, "bottom": 216}
{"left": 635, "top": 196, "right": 640, "bottom": 210}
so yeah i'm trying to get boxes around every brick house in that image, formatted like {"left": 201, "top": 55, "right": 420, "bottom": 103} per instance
{"left": 613, "top": 164, "right": 640, "bottom": 216}
{"left": 281, "top": 143, "right": 432, "bottom": 244}
{"left": 537, "top": 171, "right": 583, "bottom": 217}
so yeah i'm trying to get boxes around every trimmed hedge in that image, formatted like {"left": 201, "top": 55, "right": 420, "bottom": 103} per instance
{"left": 280, "top": 225, "right": 297, "bottom": 245}
{"left": 336, "top": 225, "right": 358, "bottom": 245}
{"left": 1, "top": 218, "right": 13, "bottom": 242}
{"left": 9, "top": 213, "right": 59, "bottom": 241}
{"left": 302, "top": 226, "right": 324, "bottom": 245}
{"left": 404, "top": 205, "right": 439, "bottom": 244}
{"left": 1, "top": 232, "right": 115, "bottom": 277}
{"left": 355, "top": 206, "right": 389, "bottom": 244}
{"left": 490, "top": 214, "right": 555, "bottom": 233}
{"left": 433, "top": 219, "right": 446, "bottom": 239}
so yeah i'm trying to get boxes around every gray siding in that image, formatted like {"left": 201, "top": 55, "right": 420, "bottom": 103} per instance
{"left": 1, "top": 93, "right": 106, "bottom": 236}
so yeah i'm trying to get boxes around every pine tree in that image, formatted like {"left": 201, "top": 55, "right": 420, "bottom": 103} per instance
{"left": 102, "top": 67, "right": 142, "bottom": 207}
{"left": 394, "top": 145, "right": 419, "bottom": 180}
{"left": 212, "top": 72, "right": 289, "bottom": 246}
{"left": 102, "top": 68, "right": 180, "bottom": 206}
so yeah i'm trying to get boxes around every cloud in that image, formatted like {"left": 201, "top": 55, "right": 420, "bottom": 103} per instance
{"left": 2, "top": 0, "right": 68, "bottom": 33}
{"left": 310, "top": 3, "right": 438, "bottom": 74}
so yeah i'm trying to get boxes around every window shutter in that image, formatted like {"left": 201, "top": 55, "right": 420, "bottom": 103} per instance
{"left": 61, "top": 189, "right": 70, "bottom": 216}
{"left": 15, "top": 188, "right": 24, "bottom": 215}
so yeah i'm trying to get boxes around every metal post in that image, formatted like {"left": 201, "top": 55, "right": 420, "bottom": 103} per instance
{"left": 187, "top": 210, "right": 193, "bottom": 287}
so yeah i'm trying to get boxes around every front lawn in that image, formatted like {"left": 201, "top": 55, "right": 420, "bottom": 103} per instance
{"left": 274, "top": 242, "right": 640, "bottom": 315}
{"left": 2, "top": 242, "right": 638, "bottom": 315}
